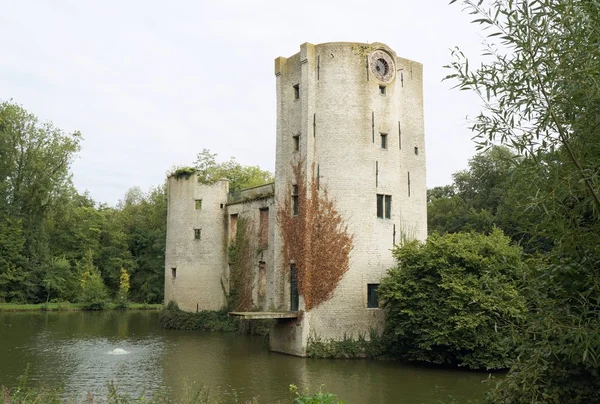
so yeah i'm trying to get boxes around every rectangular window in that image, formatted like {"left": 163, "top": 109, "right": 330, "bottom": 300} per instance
{"left": 379, "top": 85, "right": 386, "bottom": 95}
{"left": 293, "top": 135, "right": 300, "bottom": 151}
{"left": 414, "top": 146, "right": 419, "bottom": 155}
{"left": 292, "top": 185, "right": 299, "bottom": 216}
{"left": 195, "top": 199, "right": 202, "bottom": 210}
{"left": 385, "top": 195, "right": 391, "bottom": 219}
{"left": 377, "top": 194, "right": 392, "bottom": 219}
{"left": 259, "top": 208, "right": 269, "bottom": 248}
{"left": 380, "top": 133, "right": 388, "bottom": 149}
{"left": 230, "top": 214, "right": 238, "bottom": 240}
{"left": 293, "top": 84, "right": 300, "bottom": 99}
{"left": 171, "top": 268, "right": 176, "bottom": 279}
{"left": 367, "top": 284, "right": 379, "bottom": 308}
{"left": 194, "top": 228, "right": 201, "bottom": 240}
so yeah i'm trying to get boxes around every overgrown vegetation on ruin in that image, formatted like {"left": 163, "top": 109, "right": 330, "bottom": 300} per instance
{"left": 277, "top": 162, "right": 353, "bottom": 311}
{"left": 227, "top": 217, "right": 256, "bottom": 312}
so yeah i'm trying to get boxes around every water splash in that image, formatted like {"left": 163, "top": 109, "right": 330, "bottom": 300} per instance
{"left": 107, "top": 348, "right": 130, "bottom": 355}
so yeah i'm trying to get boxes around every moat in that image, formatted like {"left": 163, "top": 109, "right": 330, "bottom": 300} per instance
{"left": 0, "top": 311, "right": 493, "bottom": 403}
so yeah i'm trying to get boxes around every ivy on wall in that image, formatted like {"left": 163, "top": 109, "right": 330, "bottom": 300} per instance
{"left": 227, "top": 216, "right": 256, "bottom": 311}
{"left": 277, "top": 161, "right": 353, "bottom": 311}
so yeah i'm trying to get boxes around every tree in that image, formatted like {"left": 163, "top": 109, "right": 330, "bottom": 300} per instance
{"left": 194, "top": 149, "right": 274, "bottom": 193}
{"left": 0, "top": 101, "right": 81, "bottom": 302}
{"left": 117, "top": 268, "right": 130, "bottom": 305}
{"left": 78, "top": 250, "right": 108, "bottom": 310}
{"left": 379, "top": 230, "right": 527, "bottom": 370}
{"left": 119, "top": 184, "right": 167, "bottom": 303}
{"left": 448, "top": 0, "right": 600, "bottom": 400}
{"left": 0, "top": 215, "right": 28, "bottom": 303}
{"left": 427, "top": 146, "right": 514, "bottom": 236}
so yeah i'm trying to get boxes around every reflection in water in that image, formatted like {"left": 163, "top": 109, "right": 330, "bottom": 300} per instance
{"left": 0, "top": 312, "right": 495, "bottom": 403}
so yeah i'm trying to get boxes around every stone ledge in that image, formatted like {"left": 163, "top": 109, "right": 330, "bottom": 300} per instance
{"left": 228, "top": 311, "right": 298, "bottom": 320}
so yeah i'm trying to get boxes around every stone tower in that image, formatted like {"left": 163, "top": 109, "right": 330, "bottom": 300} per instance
{"left": 270, "top": 42, "right": 427, "bottom": 355}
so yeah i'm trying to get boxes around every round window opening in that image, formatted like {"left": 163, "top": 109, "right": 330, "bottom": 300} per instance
{"left": 375, "top": 58, "right": 389, "bottom": 76}
{"left": 369, "top": 50, "right": 395, "bottom": 83}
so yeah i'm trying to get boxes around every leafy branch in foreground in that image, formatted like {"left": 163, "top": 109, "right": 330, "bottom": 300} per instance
{"left": 448, "top": 0, "right": 600, "bottom": 401}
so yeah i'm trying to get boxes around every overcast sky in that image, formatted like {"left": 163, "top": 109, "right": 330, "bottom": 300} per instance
{"left": 0, "top": 0, "right": 485, "bottom": 205}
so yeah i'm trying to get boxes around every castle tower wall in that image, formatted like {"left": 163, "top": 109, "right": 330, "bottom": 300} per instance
{"left": 272, "top": 42, "right": 427, "bottom": 355}
{"left": 164, "top": 175, "right": 228, "bottom": 311}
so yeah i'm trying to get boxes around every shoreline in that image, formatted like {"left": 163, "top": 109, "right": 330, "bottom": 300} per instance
{"left": 0, "top": 303, "right": 163, "bottom": 312}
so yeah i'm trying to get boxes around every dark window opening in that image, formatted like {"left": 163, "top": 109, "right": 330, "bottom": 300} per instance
{"left": 380, "top": 133, "right": 388, "bottom": 149}
{"left": 293, "top": 135, "right": 300, "bottom": 151}
{"left": 194, "top": 228, "right": 201, "bottom": 240}
{"left": 195, "top": 199, "right": 202, "bottom": 210}
{"left": 368, "top": 284, "right": 380, "bottom": 308}
{"left": 292, "top": 185, "right": 299, "bottom": 216}
{"left": 290, "top": 264, "right": 299, "bottom": 311}
{"left": 379, "top": 85, "right": 386, "bottom": 95}
{"left": 414, "top": 146, "right": 419, "bottom": 155}
{"left": 377, "top": 194, "right": 392, "bottom": 219}
{"left": 220, "top": 203, "right": 224, "bottom": 209}
{"left": 230, "top": 214, "right": 238, "bottom": 240}
{"left": 171, "top": 268, "right": 176, "bottom": 279}
{"left": 293, "top": 84, "right": 300, "bottom": 99}
{"left": 259, "top": 208, "right": 269, "bottom": 248}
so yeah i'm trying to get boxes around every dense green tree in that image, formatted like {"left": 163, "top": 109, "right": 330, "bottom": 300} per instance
{"left": 427, "top": 146, "right": 516, "bottom": 236}
{"left": 0, "top": 215, "right": 28, "bottom": 303}
{"left": 119, "top": 185, "right": 167, "bottom": 303}
{"left": 78, "top": 250, "right": 108, "bottom": 310}
{"left": 379, "top": 230, "right": 527, "bottom": 370}
{"left": 448, "top": 0, "right": 600, "bottom": 401}
{"left": 194, "top": 148, "right": 274, "bottom": 193}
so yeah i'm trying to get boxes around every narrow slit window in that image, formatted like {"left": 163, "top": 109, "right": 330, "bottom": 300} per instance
{"left": 171, "top": 268, "right": 176, "bottom": 279}
{"left": 414, "top": 146, "right": 419, "bottom": 155}
{"left": 293, "top": 135, "right": 300, "bottom": 151}
{"left": 379, "top": 85, "right": 386, "bottom": 95}
{"left": 367, "top": 284, "right": 380, "bottom": 308}
{"left": 194, "top": 228, "right": 201, "bottom": 240}
{"left": 380, "top": 133, "right": 388, "bottom": 149}
{"left": 293, "top": 84, "right": 300, "bottom": 99}
{"left": 408, "top": 172, "right": 411, "bottom": 197}
{"left": 292, "top": 185, "right": 299, "bottom": 216}
{"left": 195, "top": 199, "right": 202, "bottom": 210}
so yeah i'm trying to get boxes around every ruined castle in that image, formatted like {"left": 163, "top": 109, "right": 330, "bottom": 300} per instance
{"left": 164, "top": 42, "right": 427, "bottom": 356}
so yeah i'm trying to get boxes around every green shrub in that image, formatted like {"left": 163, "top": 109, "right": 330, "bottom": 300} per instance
{"left": 158, "top": 301, "right": 239, "bottom": 332}
{"left": 290, "top": 385, "right": 344, "bottom": 404}
{"left": 307, "top": 330, "right": 384, "bottom": 359}
{"left": 379, "top": 230, "right": 527, "bottom": 369}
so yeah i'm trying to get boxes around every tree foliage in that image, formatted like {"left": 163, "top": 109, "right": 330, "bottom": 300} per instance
{"left": 379, "top": 230, "right": 527, "bottom": 369}
{"left": 448, "top": 0, "right": 600, "bottom": 400}
{"left": 194, "top": 149, "right": 274, "bottom": 193}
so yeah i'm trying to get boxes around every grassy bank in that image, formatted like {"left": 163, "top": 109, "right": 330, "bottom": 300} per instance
{"left": 0, "top": 302, "right": 163, "bottom": 312}
{"left": 0, "top": 380, "right": 342, "bottom": 404}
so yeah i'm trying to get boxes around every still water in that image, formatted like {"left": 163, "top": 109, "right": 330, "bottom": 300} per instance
{"left": 0, "top": 311, "right": 495, "bottom": 403}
